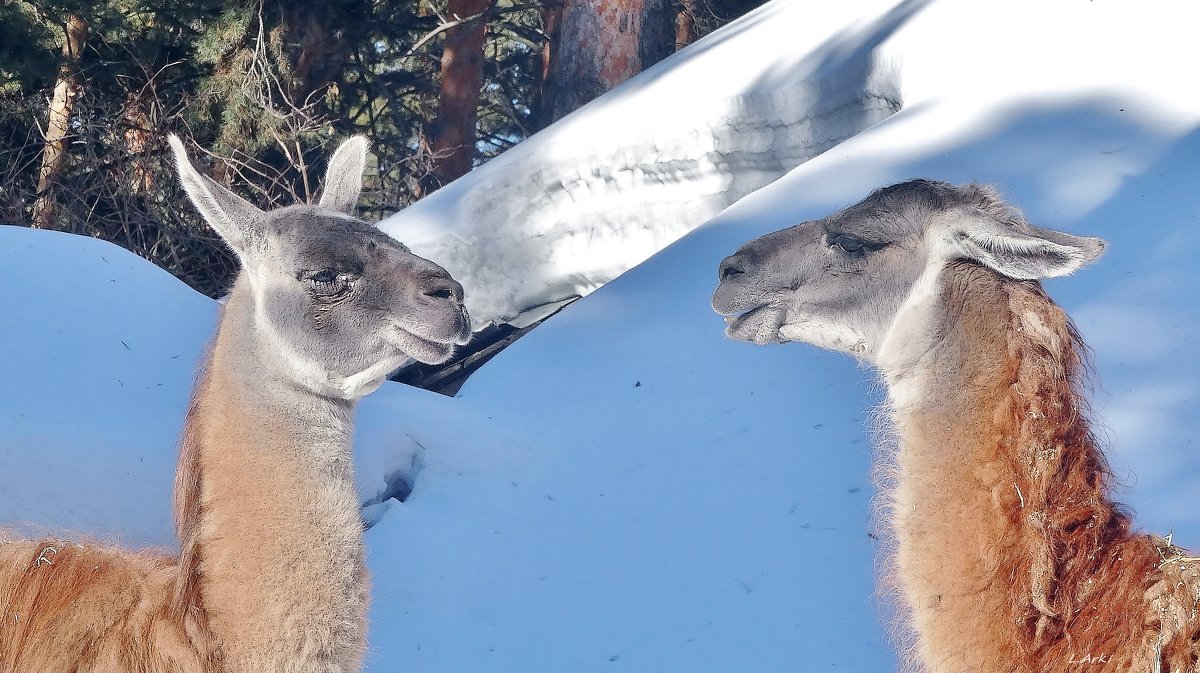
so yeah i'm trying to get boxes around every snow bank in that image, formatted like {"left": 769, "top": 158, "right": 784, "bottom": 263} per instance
{"left": 363, "top": 0, "right": 1200, "bottom": 670}
{"left": 0, "top": 226, "right": 509, "bottom": 546}
{"left": 379, "top": 0, "right": 909, "bottom": 327}
{"left": 0, "top": 227, "right": 211, "bottom": 544}
{"left": 2, "top": 1, "right": 1199, "bottom": 672}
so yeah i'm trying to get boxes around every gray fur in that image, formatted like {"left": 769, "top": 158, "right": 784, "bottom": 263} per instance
{"left": 952, "top": 217, "right": 1105, "bottom": 280}
{"left": 168, "top": 135, "right": 266, "bottom": 260}
{"left": 711, "top": 179, "right": 1105, "bottom": 360}
{"left": 170, "top": 134, "right": 470, "bottom": 399}
{"left": 319, "top": 136, "right": 370, "bottom": 214}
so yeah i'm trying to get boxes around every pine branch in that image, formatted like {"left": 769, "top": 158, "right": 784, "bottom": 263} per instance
{"left": 408, "top": 1, "right": 559, "bottom": 55}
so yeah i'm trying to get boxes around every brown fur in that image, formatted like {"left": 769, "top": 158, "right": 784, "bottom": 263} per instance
{"left": 0, "top": 287, "right": 368, "bottom": 672}
{"left": 0, "top": 539, "right": 205, "bottom": 672}
{"left": 890, "top": 261, "right": 1200, "bottom": 673}
{"left": 0, "top": 134, "right": 473, "bottom": 672}
{"left": 0, "top": 371, "right": 216, "bottom": 673}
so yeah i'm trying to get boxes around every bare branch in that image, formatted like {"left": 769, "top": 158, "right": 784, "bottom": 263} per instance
{"left": 408, "top": 2, "right": 559, "bottom": 54}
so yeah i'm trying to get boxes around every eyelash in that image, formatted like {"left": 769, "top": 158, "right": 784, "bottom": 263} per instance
{"left": 303, "top": 269, "right": 355, "bottom": 298}
{"left": 308, "top": 269, "right": 339, "bottom": 285}
{"left": 828, "top": 233, "right": 869, "bottom": 255}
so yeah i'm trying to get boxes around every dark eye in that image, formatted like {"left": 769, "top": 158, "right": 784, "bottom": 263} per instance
{"left": 308, "top": 269, "right": 339, "bottom": 285}
{"left": 829, "top": 233, "right": 869, "bottom": 255}
{"left": 303, "top": 268, "right": 351, "bottom": 297}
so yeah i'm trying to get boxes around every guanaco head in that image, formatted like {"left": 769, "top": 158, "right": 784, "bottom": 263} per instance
{"left": 712, "top": 179, "right": 1104, "bottom": 363}
{"left": 170, "top": 135, "right": 470, "bottom": 399}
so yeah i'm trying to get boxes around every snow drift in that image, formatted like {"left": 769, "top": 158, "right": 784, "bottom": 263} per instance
{"left": 3, "top": 0, "right": 1200, "bottom": 671}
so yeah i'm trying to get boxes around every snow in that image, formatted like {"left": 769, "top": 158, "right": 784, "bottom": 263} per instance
{"left": 4, "top": 0, "right": 1200, "bottom": 671}
{"left": 378, "top": 0, "right": 908, "bottom": 327}
{"left": 0, "top": 227, "right": 212, "bottom": 545}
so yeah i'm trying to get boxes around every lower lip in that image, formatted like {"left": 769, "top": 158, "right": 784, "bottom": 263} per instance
{"left": 726, "top": 306, "right": 764, "bottom": 328}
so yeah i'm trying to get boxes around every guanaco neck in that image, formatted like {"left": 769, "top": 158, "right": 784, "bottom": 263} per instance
{"left": 171, "top": 277, "right": 367, "bottom": 664}
{"left": 877, "top": 262, "right": 1135, "bottom": 672}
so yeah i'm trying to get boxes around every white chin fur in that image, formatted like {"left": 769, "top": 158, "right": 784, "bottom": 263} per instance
{"left": 778, "top": 319, "right": 867, "bottom": 356}
{"left": 335, "top": 356, "right": 410, "bottom": 399}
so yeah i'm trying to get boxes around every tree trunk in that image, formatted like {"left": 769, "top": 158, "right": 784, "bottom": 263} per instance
{"left": 541, "top": 0, "right": 673, "bottom": 125}
{"left": 675, "top": 0, "right": 698, "bottom": 50}
{"left": 535, "top": 1, "right": 565, "bottom": 130}
{"left": 31, "top": 15, "right": 89, "bottom": 230}
{"left": 122, "top": 93, "right": 154, "bottom": 196}
{"left": 426, "top": 0, "right": 494, "bottom": 190}
{"left": 282, "top": 5, "right": 356, "bottom": 105}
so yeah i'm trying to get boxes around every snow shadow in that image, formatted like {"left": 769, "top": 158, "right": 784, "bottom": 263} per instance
{"left": 381, "top": 0, "right": 929, "bottom": 327}
{"left": 1046, "top": 122, "right": 1200, "bottom": 532}
{"left": 413, "top": 95, "right": 1200, "bottom": 670}
{"left": 857, "top": 102, "right": 1200, "bottom": 536}
{"left": 615, "top": 0, "right": 928, "bottom": 96}
{"left": 685, "top": 93, "right": 1200, "bottom": 538}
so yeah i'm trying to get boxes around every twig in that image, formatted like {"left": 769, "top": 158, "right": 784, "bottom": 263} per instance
{"left": 34, "top": 545, "right": 58, "bottom": 567}
{"left": 408, "top": 2, "right": 559, "bottom": 55}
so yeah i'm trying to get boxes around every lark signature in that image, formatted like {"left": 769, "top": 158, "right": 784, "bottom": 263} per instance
{"left": 1068, "top": 654, "right": 1112, "bottom": 665}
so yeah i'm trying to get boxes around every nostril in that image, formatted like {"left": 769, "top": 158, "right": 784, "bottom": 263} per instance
{"left": 426, "top": 286, "right": 453, "bottom": 300}
{"left": 720, "top": 262, "right": 744, "bottom": 281}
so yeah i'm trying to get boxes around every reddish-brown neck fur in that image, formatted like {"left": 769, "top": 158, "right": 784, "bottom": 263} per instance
{"left": 0, "top": 282, "right": 368, "bottom": 673}
{"left": 171, "top": 283, "right": 368, "bottom": 670}
{"left": 887, "top": 262, "right": 1199, "bottom": 673}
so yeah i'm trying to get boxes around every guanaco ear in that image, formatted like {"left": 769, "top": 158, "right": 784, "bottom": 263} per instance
{"left": 950, "top": 213, "right": 1106, "bottom": 280}
{"left": 168, "top": 134, "right": 266, "bottom": 260}
{"left": 318, "top": 136, "right": 369, "bottom": 214}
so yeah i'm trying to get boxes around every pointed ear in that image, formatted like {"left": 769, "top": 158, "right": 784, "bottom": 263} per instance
{"left": 318, "top": 136, "right": 369, "bottom": 214}
{"left": 168, "top": 135, "right": 266, "bottom": 259}
{"left": 950, "top": 214, "right": 1106, "bottom": 280}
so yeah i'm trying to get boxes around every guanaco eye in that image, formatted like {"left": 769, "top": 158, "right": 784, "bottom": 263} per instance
{"left": 828, "top": 233, "right": 874, "bottom": 255}
{"left": 307, "top": 269, "right": 339, "bottom": 285}
{"left": 303, "top": 268, "right": 353, "bottom": 298}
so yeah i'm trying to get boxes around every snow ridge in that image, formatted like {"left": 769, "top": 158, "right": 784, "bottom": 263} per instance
{"left": 381, "top": 0, "right": 909, "bottom": 327}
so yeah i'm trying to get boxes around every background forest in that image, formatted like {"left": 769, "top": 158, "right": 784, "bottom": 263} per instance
{"left": 0, "top": 0, "right": 764, "bottom": 297}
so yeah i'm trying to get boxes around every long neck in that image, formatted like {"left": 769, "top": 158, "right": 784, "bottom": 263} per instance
{"left": 880, "top": 262, "right": 1137, "bottom": 672}
{"left": 172, "top": 278, "right": 367, "bottom": 668}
